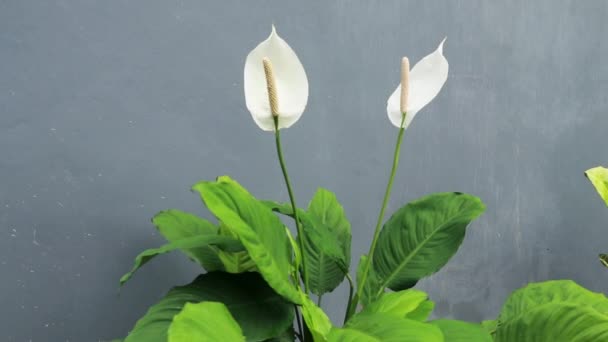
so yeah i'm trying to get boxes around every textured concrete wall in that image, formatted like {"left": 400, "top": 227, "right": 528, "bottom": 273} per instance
{"left": 1, "top": 1, "right": 607, "bottom": 340}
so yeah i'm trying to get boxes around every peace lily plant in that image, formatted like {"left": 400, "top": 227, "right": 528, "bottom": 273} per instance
{"left": 114, "top": 27, "right": 608, "bottom": 342}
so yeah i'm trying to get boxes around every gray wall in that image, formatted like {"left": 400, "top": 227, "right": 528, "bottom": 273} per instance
{"left": 1, "top": 1, "right": 607, "bottom": 340}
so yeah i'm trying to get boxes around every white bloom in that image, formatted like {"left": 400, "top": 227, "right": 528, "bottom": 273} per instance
{"left": 244, "top": 26, "right": 308, "bottom": 131}
{"left": 387, "top": 39, "right": 449, "bottom": 128}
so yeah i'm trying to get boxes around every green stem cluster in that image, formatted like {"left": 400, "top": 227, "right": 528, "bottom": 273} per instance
{"left": 274, "top": 112, "right": 407, "bottom": 337}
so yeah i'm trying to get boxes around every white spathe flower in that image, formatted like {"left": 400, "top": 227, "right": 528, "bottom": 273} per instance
{"left": 244, "top": 26, "right": 309, "bottom": 131}
{"left": 387, "top": 39, "right": 449, "bottom": 128}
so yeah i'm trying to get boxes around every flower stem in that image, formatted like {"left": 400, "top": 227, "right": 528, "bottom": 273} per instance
{"left": 342, "top": 272, "right": 355, "bottom": 324}
{"left": 273, "top": 117, "right": 309, "bottom": 293}
{"left": 355, "top": 112, "right": 407, "bottom": 309}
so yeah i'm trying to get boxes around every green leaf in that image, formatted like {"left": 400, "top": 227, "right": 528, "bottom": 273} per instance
{"left": 347, "top": 289, "right": 435, "bottom": 330}
{"left": 264, "top": 191, "right": 352, "bottom": 295}
{"left": 193, "top": 176, "right": 301, "bottom": 304}
{"left": 406, "top": 300, "right": 435, "bottom": 322}
{"left": 119, "top": 235, "right": 241, "bottom": 286}
{"left": 168, "top": 301, "right": 245, "bottom": 342}
{"left": 365, "top": 192, "right": 485, "bottom": 303}
{"left": 307, "top": 190, "right": 351, "bottom": 258}
{"left": 152, "top": 209, "right": 225, "bottom": 271}
{"left": 494, "top": 304, "right": 608, "bottom": 341}
{"left": 329, "top": 313, "right": 443, "bottom": 342}
{"left": 494, "top": 280, "right": 608, "bottom": 341}
{"left": 358, "top": 289, "right": 430, "bottom": 319}
{"left": 216, "top": 222, "right": 257, "bottom": 273}
{"left": 254, "top": 201, "right": 302, "bottom": 280}
{"left": 124, "top": 272, "right": 294, "bottom": 342}
{"left": 217, "top": 248, "right": 257, "bottom": 273}
{"left": 153, "top": 209, "right": 256, "bottom": 274}
{"left": 430, "top": 320, "right": 492, "bottom": 342}
{"left": 498, "top": 280, "right": 608, "bottom": 322}
{"left": 299, "top": 212, "right": 347, "bottom": 292}
{"left": 304, "top": 188, "right": 352, "bottom": 295}
{"left": 586, "top": 166, "right": 608, "bottom": 207}
{"left": 300, "top": 293, "right": 333, "bottom": 341}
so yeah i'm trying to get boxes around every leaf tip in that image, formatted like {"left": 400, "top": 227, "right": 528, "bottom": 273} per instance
{"left": 118, "top": 273, "right": 130, "bottom": 287}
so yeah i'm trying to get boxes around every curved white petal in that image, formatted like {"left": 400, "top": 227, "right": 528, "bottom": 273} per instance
{"left": 387, "top": 39, "right": 449, "bottom": 128}
{"left": 244, "top": 26, "right": 309, "bottom": 131}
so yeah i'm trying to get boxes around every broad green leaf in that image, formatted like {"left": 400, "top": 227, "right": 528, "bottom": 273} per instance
{"left": 495, "top": 303, "right": 608, "bottom": 341}
{"left": 124, "top": 272, "right": 294, "bottom": 342}
{"left": 304, "top": 188, "right": 352, "bottom": 295}
{"left": 256, "top": 201, "right": 302, "bottom": 281}
{"left": 299, "top": 212, "right": 347, "bottom": 293}
{"left": 300, "top": 293, "right": 333, "bottom": 341}
{"left": 359, "top": 271, "right": 382, "bottom": 307}
{"left": 330, "top": 313, "right": 443, "bottom": 342}
{"left": 430, "top": 320, "right": 492, "bottom": 342}
{"left": 168, "top": 302, "right": 244, "bottom": 342}
{"left": 217, "top": 248, "right": 257, "bottom": 273}
{"left": 586, "top": 166, "right": 608, "bottom": 207}
{"left": 152, "top": 209, "right": 224, "bottom": 271}
{"left": 365, "top": 192, "right": 485, "bottom": 303}
{"left": 217, "top": 222, "right": 257, "bottom": 273}
{"left": 359, "top": 289, "right": 429, "bottom": 318}
{"left": 264, "top": 193, "right": 352, "bottom": 295}
{"left": 498, "top": 280, "right": 608, "bottom": 323}
{"left": 119, "top": 235, "right": 241, "bottom": 286}
{"left": 494, "top": 280, "right": 608, "bottom": 341}
{"left": 347, "top": 289, "right": 435, "bottom": 327}
{"left": 193, "top": 176, "right": 301, "bottom": 304}
{"left": 406, "top": 300, "right": 435, "bottom": 322}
